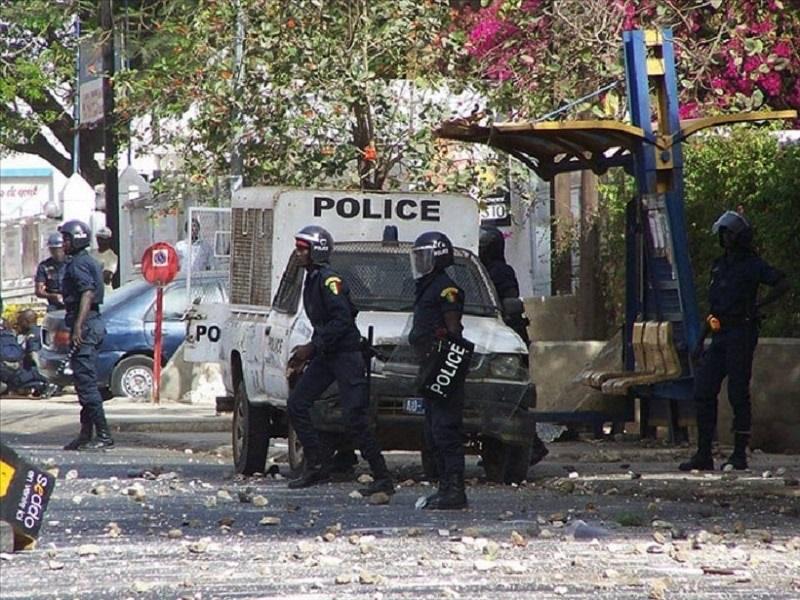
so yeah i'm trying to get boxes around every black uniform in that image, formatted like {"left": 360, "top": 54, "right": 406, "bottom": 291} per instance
{"left": 287, "top": 265, "right": 387, "bottom": 476}
{"left": 35, "top": 257, "right": 67, "bottom": 311}
{"left": 694, "top": 251, "right": 785, "bottom": 437}
{"left": 62, "top": 249, "right": 106, "bottom": 431}
{"left": 410, "top": 270, "right": 466, "bottom": 480}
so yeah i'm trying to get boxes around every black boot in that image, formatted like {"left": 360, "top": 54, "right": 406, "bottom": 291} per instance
{"left": 425, "top": 473, "right": 467, "bottom": 510}
{"left": 422, "top": 477, "right": 449, "bottom": 509}
{"left": 679, "top": 419, "right": 715, "bottom": 471}
{"left": 359, "top": 456, "right": 394, "bottom": 496}
{"left": 80, "top": 417, "right": 114, "bottom": 451}
{"left": 63, "top": 422, "right": 93, "bottom": 451}
{"left": 721, "top": 433, "right": 749, "bottom": 471}
{"left": 288, "top": 449, "right": 331, "bottom": 489}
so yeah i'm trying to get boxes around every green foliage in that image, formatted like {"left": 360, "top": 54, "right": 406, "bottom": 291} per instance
{"left": 599, "top": 129, "right": 800, "bottom": 337}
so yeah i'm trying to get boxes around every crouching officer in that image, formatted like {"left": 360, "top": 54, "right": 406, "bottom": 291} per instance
{"left": 679, "top": 211, "right": 788, "bottom": 472}
{"left": 60, "top": 220, "right": 114, "bottom": 451}
{"left": 409, "top": 232, "right": 468, "bottom": 510}
{"left": 286, "top": 225, "right": 393, "bottom": 496}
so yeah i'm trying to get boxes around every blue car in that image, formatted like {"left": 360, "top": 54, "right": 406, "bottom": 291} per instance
{"left": 39, "top": 273, "right": 228, "bottom": 399}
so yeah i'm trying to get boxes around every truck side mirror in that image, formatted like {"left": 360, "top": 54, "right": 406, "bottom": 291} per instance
{"left": 501, "top": 297, "right": 524, "bottom": 317}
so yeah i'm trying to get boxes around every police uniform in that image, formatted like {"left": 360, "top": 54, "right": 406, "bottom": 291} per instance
{"left": 62, "top": 248, "right": 108, "bottom": 441}
{"left": 694, "top": 252, "right": 785, "bottom": 444}
{"left": 35, "top": 257, "right": 67, "bottom": 312}
{"left": 409, "top": 270, "right": 466, "bottom": 485}
{"left": 287, "top": 264, "right": 391, "bottom": 487}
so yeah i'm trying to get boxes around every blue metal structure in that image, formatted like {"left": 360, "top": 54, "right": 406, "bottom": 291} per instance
{"left": 436, "top": 27, "right": 796, "bottom": 436}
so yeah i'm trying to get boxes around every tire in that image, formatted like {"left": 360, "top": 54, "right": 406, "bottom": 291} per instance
{"left": 232, "top": 382, "right": 270, "bottom": 475}
{"left": 481, "top": 437, "right": 533, "bottom": 484}
{"left": 110, "top": 355, "right": 154, "bottom": 399}
{"left": 287, "top": 422, "right": 305, "bottom": 474}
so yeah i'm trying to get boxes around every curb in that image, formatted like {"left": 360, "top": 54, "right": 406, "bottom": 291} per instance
{"left": 113, "top": 415, "right": 232, "bottom": 434}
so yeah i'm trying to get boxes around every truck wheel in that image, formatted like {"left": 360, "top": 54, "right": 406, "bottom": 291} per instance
{"left": 287, "top": 423, "right": 305, "bottom": 474}
{"left": 232, "top": 382, "right": 270, "bottom": 475}
{"left": 110, "top": 355, "right": 153, "bottom": 399}
{"left": 481, "top": 438, "right": 533, "bottom": 484}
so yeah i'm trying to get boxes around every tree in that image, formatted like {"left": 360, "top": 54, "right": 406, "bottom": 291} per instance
{"left": 454, "top": 0, "right": 800, "bottom": 120}
{"left": 0, "top": 0, "right": 190, "bottom": 186}
{"left": 116, "top": 0, "right": 471, "bottom": 192}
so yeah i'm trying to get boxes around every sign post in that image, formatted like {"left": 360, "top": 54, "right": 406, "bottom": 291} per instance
{"left": 141, "top": 242, "right": 179, "bottom": 404}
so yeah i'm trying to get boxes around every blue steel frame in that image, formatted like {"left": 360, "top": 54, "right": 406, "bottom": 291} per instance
{"left": 622, "top": 28, "right": 700, "bottom": 401}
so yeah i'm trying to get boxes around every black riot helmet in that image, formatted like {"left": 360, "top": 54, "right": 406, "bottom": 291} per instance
{"left": 295, "top": 225, "right": 334, "bottom": 264}
{"left": 479, "top": 225, "right": 505, "bottom": 264}
{"left": 712, "top": 210, "right": 753, "bottom": 249}
{"left": 411, "top": 231, "right": 454, "bottom": 279}
{"left": 59, "top": 220, "right": 92, "bottom": 254}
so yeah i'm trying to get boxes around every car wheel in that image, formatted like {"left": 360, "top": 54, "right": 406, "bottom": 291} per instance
{"left": 110, "top": 355, "right": 154, "bottom": 399}
{"left": 480, "top": 437, "right": 532, "bottom": 484}
{"left": 232, "top": 382, "right": 270, "bottom": 475}
{"left": 287, "top": 423, "right": 305, "bottom": 475}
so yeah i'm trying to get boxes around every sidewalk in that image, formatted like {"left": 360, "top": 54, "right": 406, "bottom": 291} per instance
{"left": 0, "top": 394, "right": 231, "bottom": 437}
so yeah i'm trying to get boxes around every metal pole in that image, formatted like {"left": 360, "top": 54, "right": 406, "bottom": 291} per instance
{"left": 73, "top": 15, "right": 81, "bottom": 174}
{"left": 229, "top": 0, "right": 245, "bottom": 196}
{"left": 152, "top": 286, "right": 163, "bottom": 404}
{"left": 101, "top": 0, "right": 120, "bottom": 287}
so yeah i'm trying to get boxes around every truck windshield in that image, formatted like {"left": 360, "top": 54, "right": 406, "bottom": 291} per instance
{"left": 330, "top": 251, "right": 498, "bottom": 317}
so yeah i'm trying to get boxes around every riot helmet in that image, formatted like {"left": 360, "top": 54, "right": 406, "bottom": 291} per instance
{"left": 712, "top": 210, "right": 753, "bottom": 249}
{"left": 479, "top": 225, "right": 505, "bottom": 264}
{"left": 59, "top": 220, "right": 92, "bottom": 254}
{"left": 295, "top": 225, "right": 334, "bottom": 264}
{"left": 411, "top": 231, "right": 454, "bottom": 279}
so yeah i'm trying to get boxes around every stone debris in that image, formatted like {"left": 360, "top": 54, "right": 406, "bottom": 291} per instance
{"left": 252, "top": 495, "right": 268, "bottom": 507}
{"left": 473, "top": 559, "right": 496, "bottom": 572}
{"left": 204, "top": 497, "right": 217, "bottom": 508}
{"left": 78, "top": 544, "right": 100, "bottom": 556}
{"left": 359, "top": 570, "right": 380, "bottom": 585}
{"left": 125, "top": 484, "right": 146, "bottom": 502}
{"left": 65, "top": 469, "right": 79, "bottom": 480}
{"left": 335, "top": 573, "right": 352, "bottom": 585}
{"left": 348, "top": 490, "right": 363, "bottom": 499}
{"left": 188, "top": 540, "right": 210, "bottom": 554}
{"left": 105, "top": 522, "right": 122, "bottom": 538}
{"left": 258, "top": 516, "right": 281, "bottom": 526}
{"left": 168, "top": 529, "right": 183, "bottom": 539}
{"left": 510, "top": 531, "right": 527, "bottom": 547}
{"left": 368, "top": 492, "right": 391, "bottom": 505}
{"left": 357, "top": 474, "right": 374, "bottom": 484}
{"left": 90, "top": 484, "right": 109, "bottom": 496}
{"left": 131, "top": 581, "right": 155, "bottom": 593}
{"left": 48, "top": 561, "right": 65, "bottom": 571}
{"left": 216, "top": 489, "right": 234, "bottom": 503}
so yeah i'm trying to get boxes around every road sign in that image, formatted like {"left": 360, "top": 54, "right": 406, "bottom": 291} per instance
{"left": 141, "top": 243, "right": 179, "bottom": 404}
{"left": 141, "top": 242, "right": 179, "bottom": 287}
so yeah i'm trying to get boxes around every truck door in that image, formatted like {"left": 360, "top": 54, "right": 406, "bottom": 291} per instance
{"left": 260, "top": 255, "right": 308, "bottom": 406}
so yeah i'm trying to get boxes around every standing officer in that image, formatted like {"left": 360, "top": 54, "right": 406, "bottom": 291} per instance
{"left": 409, "top": 231, "right": 468, "bottom": 510}
{"left": 286, "top": 225, "right": 393, "bottom": 496}
{"left": 59, "top": 220, "right": 113, "bottom": 451}
{"left": 479, "top": 225, "right": 548, "bottom": 465}
{"left": 35, "top": 233, "right": 67, "bottom": 312}
{"left": 679, "top": 211, "right": 788, "bottom": 472}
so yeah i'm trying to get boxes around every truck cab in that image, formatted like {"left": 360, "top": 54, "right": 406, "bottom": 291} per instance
{"left": 186, "top": 188, "right": 537, "bottom": 483}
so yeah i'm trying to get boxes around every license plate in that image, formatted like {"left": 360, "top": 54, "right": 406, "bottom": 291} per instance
{"left": 403, "top": 397, "right": 426, "bottom": 415}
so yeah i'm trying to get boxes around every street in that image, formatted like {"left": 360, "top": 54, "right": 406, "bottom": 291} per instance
{"left": 0, "top": 397, "right": 798, "bottom": 599}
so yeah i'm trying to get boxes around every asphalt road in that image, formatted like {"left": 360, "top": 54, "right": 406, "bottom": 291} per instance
{"left": 1, "top": 423, "right": 799, "bottom": 599}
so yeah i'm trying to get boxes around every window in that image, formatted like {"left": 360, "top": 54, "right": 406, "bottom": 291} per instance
{"left": 145, "top": 280, "right": 225, "bottom": 321}
{"left": 272, "top": 254, "right": 303, "bottom": 313}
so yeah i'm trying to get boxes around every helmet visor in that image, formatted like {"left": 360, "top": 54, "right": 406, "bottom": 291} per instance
{"left": 410, "top": 245, "right": 435, "bottom": 279}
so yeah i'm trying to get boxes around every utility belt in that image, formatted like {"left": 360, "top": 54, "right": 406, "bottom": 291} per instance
{"left": 706, "top": 313, "right": 755, "bottom": 333}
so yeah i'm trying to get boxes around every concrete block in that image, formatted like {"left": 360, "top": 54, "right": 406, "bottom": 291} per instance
{"left": 160, "top": 343, "right": 225, "bottom": 405}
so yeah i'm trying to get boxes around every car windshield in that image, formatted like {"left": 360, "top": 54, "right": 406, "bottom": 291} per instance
{"left": 330, "top": 248, "right": 498, "bottom": 317}
{"left": 103, "top": 280, "right": 152, "bottom": 309}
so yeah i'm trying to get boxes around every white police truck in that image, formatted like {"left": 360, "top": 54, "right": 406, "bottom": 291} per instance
{"left": 185, "top": 188, "right": 537, "bottom": 483}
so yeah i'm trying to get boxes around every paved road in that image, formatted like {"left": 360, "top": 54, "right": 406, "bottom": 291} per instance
{"left": 1, "top": 400, "right": 799, "bottom": 599}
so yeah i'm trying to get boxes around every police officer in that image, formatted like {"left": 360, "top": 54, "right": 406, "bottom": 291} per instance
{"left": 679, "top": 211, "right": 788, "bottom": 472}
{"left": 286, "top": 225, "right": 393, "bottom": 495}
{"left": 409, "top": 231, "right": 468, "bottom": 510}
{"left": 60, "top": 220, "right": 113, "bottom": 451}
{"left": 479, "top": 225, "right": 549, "bottom": 465}
{"left": 35, "top": 233, "right": 68, "bottom": 312}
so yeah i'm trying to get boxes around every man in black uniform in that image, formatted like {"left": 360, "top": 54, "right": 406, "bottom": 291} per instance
{"left": 59, "top": 220, "right": 113, "bottom": 451}
{"left": 679, "top": 211, "right": 788, "bottom": 472}
{"left": 409, "top": 231, "right": 468, "bottom": 510}
{"left": 479, "top": 225, "right": 548, "bottom": 465}
{"left": 34, "top": 233, "right": 67, "bottom": 312}
{"left": 286, "top": 225, "right": 393, "bottom": 496}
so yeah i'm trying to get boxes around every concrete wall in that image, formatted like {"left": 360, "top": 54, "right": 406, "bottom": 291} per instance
{"left": 717, "top": 338, "right": 800, "bottom": 453}
{"left": 530, "top": 336, "right": 800, "bottom": 453}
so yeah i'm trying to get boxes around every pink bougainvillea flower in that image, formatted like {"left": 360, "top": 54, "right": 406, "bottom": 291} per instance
{"left": 758, "top": 71, "right": 783, "bottom": 96}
